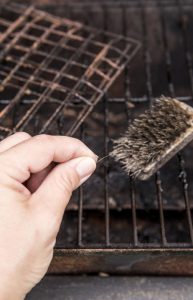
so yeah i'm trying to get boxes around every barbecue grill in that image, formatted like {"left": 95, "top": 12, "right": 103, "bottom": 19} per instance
{"left": 1, "top": 0, "right": 193, "bottom": 275}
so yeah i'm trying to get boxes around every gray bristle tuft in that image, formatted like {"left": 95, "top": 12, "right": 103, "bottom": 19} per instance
{"left": 110, "top": 97, "right": 193, "bottom": 178}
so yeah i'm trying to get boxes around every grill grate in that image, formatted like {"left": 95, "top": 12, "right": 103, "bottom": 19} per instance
{"left": 51, "top": 0, "right": 193, "bottom": 248}
{"left": 51, "top": 0, "right": 193, "bottom": 274}
{"left": 2, "top": 0, "right": 193, "bottom": 274}
{"left": 0, "top": 3, "right": 139, "bottom": 138}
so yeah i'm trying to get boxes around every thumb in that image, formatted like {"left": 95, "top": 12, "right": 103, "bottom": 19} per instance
{"left": 31, "top": 156, "right": 96, "bottom": 221}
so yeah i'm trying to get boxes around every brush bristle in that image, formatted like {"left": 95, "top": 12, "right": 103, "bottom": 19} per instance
{"left": 111, "top": 97, "right": 193, "bottom": 179}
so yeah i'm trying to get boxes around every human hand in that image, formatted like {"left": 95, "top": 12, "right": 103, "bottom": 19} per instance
{"left": 0, "top": 133, "right": 97, "bottom": 300}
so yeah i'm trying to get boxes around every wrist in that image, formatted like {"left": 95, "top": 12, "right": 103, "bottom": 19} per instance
{"left": 0, "top": 278, "right": 26, "bottom": 300}
{"left": 0, "top": 291, "right": 25, "bottom": 300}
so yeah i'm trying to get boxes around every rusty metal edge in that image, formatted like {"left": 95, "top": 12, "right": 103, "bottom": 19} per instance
{"left": 49, "top": 248, "right": 193, "bottom": 275}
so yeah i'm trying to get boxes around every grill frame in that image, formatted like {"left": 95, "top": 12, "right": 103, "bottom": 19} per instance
{"left": 2, "top": 0, "right": 193, "bottom": 275}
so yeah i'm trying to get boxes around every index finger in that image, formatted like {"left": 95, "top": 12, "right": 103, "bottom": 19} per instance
{"left": 0, "top": 134, "right": 97, "bottom": 183}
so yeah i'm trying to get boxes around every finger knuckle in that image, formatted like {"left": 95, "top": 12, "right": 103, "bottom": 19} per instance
{"left": 14, "top": 131, "right": 31, "bottom": 140}
{"left": 66, "top": 137, "right": 84, "bottom": 147}
{"left": 34, "top": 134, "right": 52, "bottom": 144}
{"left": 71, "top": 137, "right": 81, "bottom": 143}
{"left": 70, "top": 137, "right": 84, "bottom": 147}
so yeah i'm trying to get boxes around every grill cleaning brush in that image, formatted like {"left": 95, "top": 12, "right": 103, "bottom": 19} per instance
{"left": 110, "top": 97, "right": 193, "bottom": 180}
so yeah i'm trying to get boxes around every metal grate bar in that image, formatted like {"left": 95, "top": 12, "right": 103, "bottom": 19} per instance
{"left": 122, "top": 5, "right": 138, "bottom": 246}
{"left": 78, "top": 185, "right": 83, "bottom": 247}
{"left": 178, "top": 154, "right": 193, "bottom": 244}
{"left": 140, "top": 1, "right": 153, "bottom": 105}
{"left": 130, "top": 178, "right": 138, "bottom": 246}
{"left": 75, "top": 10, "right": 90, "bottom": 248}
{"left": 141, "top": 0, "right": 167, "bottom": 246}
{"left": 160, "top": 0, "right": 193, "bottom": 245}
{"left": 160, "top": 3, "right": 175, "bottom": 98}
{"left": 177, "top": 0, "right": 193, "bottom": 100}
{"left": 102, "top": 6, "right": 110, "bottom": 247}
{"left": 56, "top": 242, "right": 193, "bottom": 250}
{"left": 104, "top": 94, "right": 110, "bottom": 246}
{"left": 78, "top": 125, "right": 84, "bottom": 247}
{"left": 155, "top": 172, "right": 167, "bottom": 245}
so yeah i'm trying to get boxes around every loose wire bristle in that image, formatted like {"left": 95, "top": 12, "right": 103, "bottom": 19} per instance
{"left": 97, "top": 154, "right": 110, "bottom": 164}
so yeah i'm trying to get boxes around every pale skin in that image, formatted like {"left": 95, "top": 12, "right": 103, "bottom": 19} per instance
{"left": 0, "top": 132, "right": 97, "bottom": 300}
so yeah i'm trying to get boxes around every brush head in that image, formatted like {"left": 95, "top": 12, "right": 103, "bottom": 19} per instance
{"left": 111, "top": 97, "right": 193, "bottom": 180}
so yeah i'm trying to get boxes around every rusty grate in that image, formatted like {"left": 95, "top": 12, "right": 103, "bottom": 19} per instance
{"left": 0, "top": 3, "right": 140, "bottom": 138}
{"left": 43, "top": 0, "right": 193, "bottom": 275}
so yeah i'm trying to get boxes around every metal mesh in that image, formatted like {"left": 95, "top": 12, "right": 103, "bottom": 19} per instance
{"left": 0, "top": 3, "right": 140, "bottom": 138}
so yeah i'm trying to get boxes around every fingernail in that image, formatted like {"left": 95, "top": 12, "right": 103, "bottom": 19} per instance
{"left": 93, "top": 154, "right": 99, "bottom": 162}
{"left": 76, "top": 157, "right": 96, "bottom": 184}
{"left": 88, "top": 151, "right": 98, "bottom": 162}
